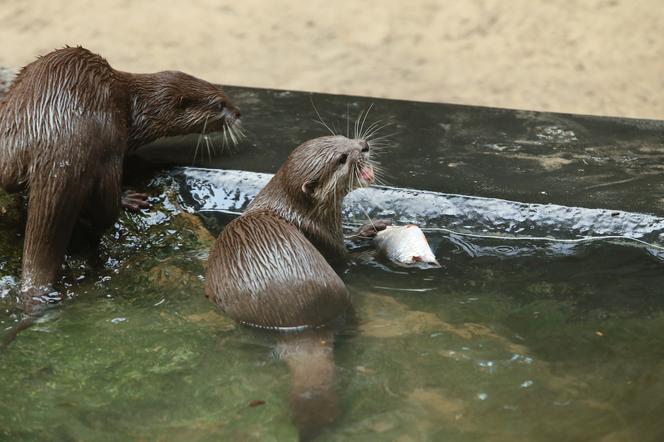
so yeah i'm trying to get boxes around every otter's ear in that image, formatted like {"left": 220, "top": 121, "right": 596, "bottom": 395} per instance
{"left": 302, "top": 180, "right": 317, "bottom": 197}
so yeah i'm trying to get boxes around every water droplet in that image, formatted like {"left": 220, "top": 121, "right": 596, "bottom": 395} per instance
{"left": 520, "top": 380, "right": 534, "bottom": 388}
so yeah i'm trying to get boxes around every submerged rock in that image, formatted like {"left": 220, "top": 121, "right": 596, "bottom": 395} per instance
{"left": 358, "top": 293, "right": 446, "bottom": 338}
{"left": 147, "top": 261, "right": 201, "bottom": 290}
{"left": 185, "top": 310, "right": 235, "bottom": 331}
{"left": 358, "top": 291, "right": 527, "bottom": 355}
{"left": 407, "top": 388, "right": 465, "bottom": 423}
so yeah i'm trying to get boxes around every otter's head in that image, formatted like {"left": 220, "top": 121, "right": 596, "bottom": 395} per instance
{"left": 128, "top": 70, "right": 242, "bottom": 149}
{"left": 282, "top": 135, "right": 376, "bottom": 210}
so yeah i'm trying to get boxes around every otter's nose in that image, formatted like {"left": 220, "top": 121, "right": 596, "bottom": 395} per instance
{"left": 359, "top": 140, "right": 370, "bottom": 152}
{"left": 223, "top": 107, "right": 241, "bottom": 121}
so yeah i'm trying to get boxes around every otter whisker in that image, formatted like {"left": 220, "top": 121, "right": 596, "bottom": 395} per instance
{"left": 370, "top": 173, "right": 388, "bottom": 187}
{"left": 366, "top": 143, "right": 389, "bottom": 155}
{"left": 193, "top": 116, "right": 210, "bottom": 165}
{"left": 346, "top": 104, "right": 350, "bottom": 138}
{"left": 366, "top": 137, "right": 392, "bottom": 161}
{"left": 313, "top": 119, "right": 336, "bottom": 136}
{"left": 224, "top": 121, "right": 244, "bottom": 154}
{"left": 235, "top": 122, "right": 247, "bottom": 139}
{"left": 366, "top": 133, "right": 397, "bottom": 151}
{"left": 331, "top": 121, "right": 341, "bottom": 137}
{"left": 361, "top": 119, "right": 384, "bottom": 140}
{"left": 206, "top": 134, "right": 219, "bottom": 163}
{"left": 354, "top": 108, "right": 364, "bottom": 139}
{"left": 364, "top": 122, "right": 392, "bottom": 141}
{"left": 222, "top": 127, "right": 229, "bottom": 153}
{"left": 360, "top": 206, "right": 376, "bottom": 230}
{"left": 361, "top": 119, "right": 387, "bottom": 142}
{"left": 220, "top": 124, "right": 229, "bottom": 153}
{"left": 367, "top": 137, "right": 392, "bottom": 146}
{"left": 369, "top": 161, "right": 389, "bottom": 186}
{"left": 227, "top": 121, "right": 238, "bottom": 147}
{"left": 349, "top": 164, "right": 357, "bottom": 194}
{"left": 232, "top": 122, "right": 247, "bottom": 145}
{"left": 223, "top": 122, "right": 232, "bottom": 147}
{"left": 204, "top": 135, "right": 213, "bottom": 163}
{"left": 352, "top": 166, "right": 361, "bottom": 192}
{"left": 231, "top": 121, "right": 243, "bottom": 141}
{"left": 358, "top": 104, "right": 374, "bottom": 140}
{"left": 368, "top": 131, "right": 397, "bottom": 141}
{"left": 232, "top": 120, "right": 244, "bottom": 141}
{"left": 310, "top": 97, "right": 336, "bottom": 136}
{"left": 193, "top": 134, "right": 202, "bottom": 165}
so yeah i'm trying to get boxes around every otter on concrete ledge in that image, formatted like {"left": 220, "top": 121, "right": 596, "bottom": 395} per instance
{"left": 206, "top": 134, "right": 385, "bottom": 440}
{"left": 0, "top": 46, "right": 242, "bottom": 309}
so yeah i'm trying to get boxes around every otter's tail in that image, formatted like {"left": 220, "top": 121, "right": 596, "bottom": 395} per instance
{"left": 276, "top": 329, "right": 341, "bottom": 441}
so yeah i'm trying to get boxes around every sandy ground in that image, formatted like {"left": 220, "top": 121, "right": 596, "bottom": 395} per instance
{"left": 0, "top": 0, "right": 662, "bottom": 119}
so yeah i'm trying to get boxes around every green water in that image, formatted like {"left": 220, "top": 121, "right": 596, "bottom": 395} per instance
{"left": 2, "top": 177, "right": 664, "bottom": 442}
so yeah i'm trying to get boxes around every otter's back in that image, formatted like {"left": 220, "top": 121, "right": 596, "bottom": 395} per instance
{"left": 206, "top": 210, "right": 351, "bottom": 328}
{"left": 0, "top": 47, "right": 126, "bottom": 147}
{"left": 0, "top": 47, "right": 128, "bottom": 188}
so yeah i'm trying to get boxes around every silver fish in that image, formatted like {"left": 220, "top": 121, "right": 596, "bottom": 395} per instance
{"left": 374, "top": 224, "right": 441, "bottom": 269}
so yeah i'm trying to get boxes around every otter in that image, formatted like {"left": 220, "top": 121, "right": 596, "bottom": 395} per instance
{"left": 0, "top": 46, "right": 241, "bottom": 309}
{"left": 206, "top": 135, "right": 385, "bottom": 440}
{"left": 206, "top": 135, "right": 377, "bottom": 328}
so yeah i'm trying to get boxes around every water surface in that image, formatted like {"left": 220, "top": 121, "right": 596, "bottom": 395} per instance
{"left": 3, "top": 87, "right": 664, "bottom": 441}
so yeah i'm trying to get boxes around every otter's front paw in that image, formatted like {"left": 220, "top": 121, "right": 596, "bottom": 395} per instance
{"left": 121, "top": 190, "right": 150, "bottom": 213}
{"left": 355, "top": 219, "right": 392, "bottom": 238}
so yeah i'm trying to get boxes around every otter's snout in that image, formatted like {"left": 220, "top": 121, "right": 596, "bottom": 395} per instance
{"left": 223, "top": 107, "right": 241, "bottom": 122}
{"left": 358, "top": 139, "right": 370, "bottom": 152}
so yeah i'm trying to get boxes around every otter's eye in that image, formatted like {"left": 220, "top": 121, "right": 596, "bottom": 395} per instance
{"left": 179, "top": 96, "right": 196, "bottom": 108}
{"left": 339, "top": 154, "right": 348, "bottom": 165}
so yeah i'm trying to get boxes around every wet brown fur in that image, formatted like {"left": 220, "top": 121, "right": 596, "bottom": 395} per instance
{"left": 206, "top": 135, "right": 373, "bottom": 328}
{"left": 206, "top": 135, "right": 373, "bottom": 440}
{"left": 0, "top": 46, "right": 240, "bottom": 304}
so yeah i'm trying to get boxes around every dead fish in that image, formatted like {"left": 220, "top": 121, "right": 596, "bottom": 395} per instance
{"left": 374, "top": 225, "right": 441, "bottom": 269}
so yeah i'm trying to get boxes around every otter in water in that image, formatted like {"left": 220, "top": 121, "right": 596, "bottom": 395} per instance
{"left": 206, "top": 134, "right": 384, "bottom": 439}
{"left": 0, "top": 46, "right": 241, "bottom": 308}
{"left": 206, "top": 135, "right": 377, "bottom": 328}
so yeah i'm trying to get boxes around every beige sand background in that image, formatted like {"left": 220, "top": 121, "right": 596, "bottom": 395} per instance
{"left": 0, "top": 0, "right": 662, "bottom": 119}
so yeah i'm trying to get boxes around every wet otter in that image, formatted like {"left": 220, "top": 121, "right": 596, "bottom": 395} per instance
{"left": 206, "top": 135, "right": 376, "bottom": 328}
{"left": 0, "top": 46, "right": 241, "bottom": 307}
{"left": 206, "top": 135, "right": 382, "bottom": 439}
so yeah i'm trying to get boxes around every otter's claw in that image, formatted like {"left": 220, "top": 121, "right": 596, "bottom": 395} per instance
{"left": 122, "top": 191, "right": 150, "bottom": 213}
{"left": 355, "top": 219, "right": 392, "bottom": 238}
